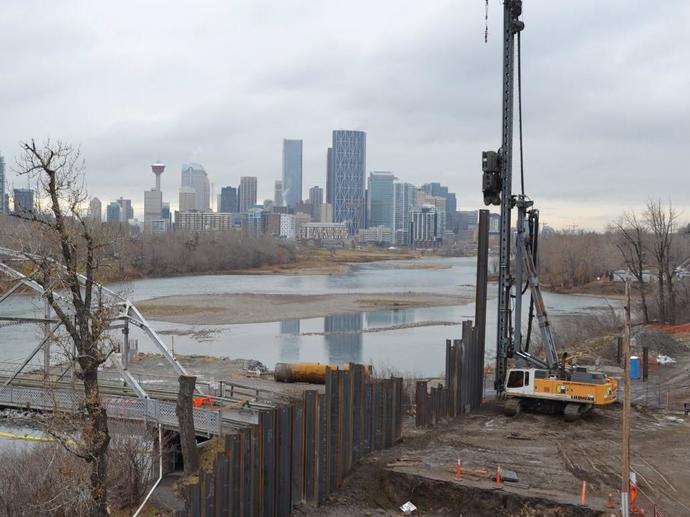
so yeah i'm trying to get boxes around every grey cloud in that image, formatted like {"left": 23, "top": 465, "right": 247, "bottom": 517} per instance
{"left": 0, "top": 0, "right": 687, "bottom": 227}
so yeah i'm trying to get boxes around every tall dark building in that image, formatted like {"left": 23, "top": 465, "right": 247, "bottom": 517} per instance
{"left": 331, "top": 130, "right": 366, "bottom": 234}
{"left": 282, "top": 139, "right": 303, "bottom": 209}
{"left": 366, "top": 172, "right": 395, "bottom": 229}
{"left": 220, "top": 186, "right": 238, "bottom": 213}
{"left": 326, "top": 147, "right": 333, "bottom": 205}
{"left": 308, "top": 186, "right": 323, "bottom": 220}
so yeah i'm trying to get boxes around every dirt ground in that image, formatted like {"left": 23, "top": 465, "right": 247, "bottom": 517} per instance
{"left": 293, "top": 398, "right": 689, "bottom": 516}
{"left": 293, "top": 329, "right": 690, "bottom": 516}
{"left": 136, "top": 292, "right": 471, "bottom": 325}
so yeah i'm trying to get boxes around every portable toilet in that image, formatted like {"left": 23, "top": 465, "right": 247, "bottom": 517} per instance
{"left": 630, "top": 356, "right": 641, "bottom": 380}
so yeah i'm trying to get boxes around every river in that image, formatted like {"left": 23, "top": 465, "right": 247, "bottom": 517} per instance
{"left": 1, "top": 257, "right": 620, "bottom": 378}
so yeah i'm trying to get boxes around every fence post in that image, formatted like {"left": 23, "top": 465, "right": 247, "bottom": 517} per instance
{"left": 415, "top": 381, "right": 428, "bottom": 428}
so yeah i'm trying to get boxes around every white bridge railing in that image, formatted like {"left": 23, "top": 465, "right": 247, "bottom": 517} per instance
{"left": 0, "top": 385, "right": 223, "bottom": 436}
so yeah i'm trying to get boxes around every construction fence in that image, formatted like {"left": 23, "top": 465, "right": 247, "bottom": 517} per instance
{"left": 415, "top": 320, "right": 484, "bottom": 427}
{"left": 178, "top": 364, "right": 403, "bottom": 516}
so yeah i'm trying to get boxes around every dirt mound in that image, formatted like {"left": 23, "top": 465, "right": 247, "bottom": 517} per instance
{"left": 631, "top": 327, "right": 688, "bottom": 357}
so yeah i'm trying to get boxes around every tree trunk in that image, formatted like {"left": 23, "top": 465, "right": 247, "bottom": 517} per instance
{"left": 638, "top": 283, "right": 650, "bottom": 324}
{"left": 82, "top": 367, "right": 110, "bottom": 516}
{"left": 657, "top": 273, "right": 666, "bottom": 322}
{"left": 176, "top": 375, "right": 199, "bottom": 475}
{"left": 665, "top": 271, "right": 676, "bottom": 324}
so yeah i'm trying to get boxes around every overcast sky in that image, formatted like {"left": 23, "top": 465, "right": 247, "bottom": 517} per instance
{"left": 1, "top": 0, "right": 688, "bottom": 229}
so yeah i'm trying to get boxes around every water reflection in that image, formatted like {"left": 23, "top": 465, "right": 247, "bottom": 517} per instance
{"left": 365, "top": 309, "right": 414, "bottom": 327}
{"left": 324, "top": 313, "right": 363, "bottom": 364}
{"left": 279, "top": 320, "right": 301, "bottom": 362}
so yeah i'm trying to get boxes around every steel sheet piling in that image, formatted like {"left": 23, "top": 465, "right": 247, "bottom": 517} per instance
{"left": 179, "top": 363, "right": 407, "bottom": 515}
{"left": 290, "top": 401, "right": 304, "bottom": 506}
{"left": 277, "top": 406, "right": 291, "bottom": 516}
{"left": 317, "top": 393, "right": 328, "bottom": 505}
{"left": 303, "top": 390, "right": 317, "bottom": 503}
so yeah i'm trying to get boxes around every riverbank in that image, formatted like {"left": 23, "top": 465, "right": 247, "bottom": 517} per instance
{"left": 137, "top": 292, "right": 471, "bottom": 325}
{"left": 546, "top": 280, "right": 626, "bottom": 297}
{"left": 223, "top": 247, "right": 424, "bottom": 275}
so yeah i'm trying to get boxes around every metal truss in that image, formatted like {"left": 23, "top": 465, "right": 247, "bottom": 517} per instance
{"left": 0, "top": 246, "right": 190, "bottom": 399}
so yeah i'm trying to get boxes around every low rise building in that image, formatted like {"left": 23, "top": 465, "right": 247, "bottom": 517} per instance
{"left": 299, "top": 222, "right": 348, "bottom": 241}
{"left": 357, "top": 225, "right": 393, "bottom": 244}
{"left": 280, "top": 214, "right": 296, "bottom": 239}
{"left": 175, "top": 211, "right": 233, "bottom": 232}
{"left": 411, "top": 205, "right": 439, "bottom": 248}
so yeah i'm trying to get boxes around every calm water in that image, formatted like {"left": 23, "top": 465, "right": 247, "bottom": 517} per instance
{"left": 0, "top": 257, "right": 621, "bottom": 377}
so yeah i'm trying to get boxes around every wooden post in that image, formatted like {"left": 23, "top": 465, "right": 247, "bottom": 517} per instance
{"left": 621, "top": 282, "right": 631, "bottom": 517}
{"left": 177, "top": 375, "right": 200, "bottom": 474}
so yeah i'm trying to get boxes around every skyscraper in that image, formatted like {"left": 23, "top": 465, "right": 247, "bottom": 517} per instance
{"left": 274, "top": 180, "right": 283, "bottom": 207}
{"left": 13, "top": 188, "right": 34, "bottom": 218}
{"left": 220, "top": 186, "right": 238, "bottom": 213}
{"left": 331, "top": 130, "right": 366, "bottom": 234}
{"left": 116, "top": 198, "right": 133, "bottom": 222}
{"left": 88, "top": 197, "right": 102, "bottom": 222}
{"left": 308, "top": 186, "right": 323, "bottom": 220}
{"left": 144, "top": 162, "right": 165, "bottom": 232}
{"left": 394, "top": 182, "right": 417, "bottom": 245}
{"left": 106, "top": 202, "right": 121, "bottom": 224}
{"left": 326, "top": 147, "right": 333, "bottom": 205}
{"left": 282, "top": 139, "right": 303, "bottom": 209}
{"left": 366, "top": 172, "right": 395, "bottom": 229}
{"left": 181, "top": 163, "right": 210, "bottom": 211}
{"left": 161, "top": 202, "right": 171, "bottom": 223}
{"left": 422, "top": 182, "right": 457, "bottom": 232}
{"left": 239, "top": 176, "right": 257, "bottom": 213}
{"left": 0, "top": 153, "right": 5, "bottom": 215}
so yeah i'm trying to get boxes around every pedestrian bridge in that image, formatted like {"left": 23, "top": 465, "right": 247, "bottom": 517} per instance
{"left": 0, "top": 246, "right": 268, "bottom": 436}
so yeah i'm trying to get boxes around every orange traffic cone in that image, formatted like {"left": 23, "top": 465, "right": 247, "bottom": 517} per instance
{"left": 495, "top": 465, "right": 502, "bottom": 488}
{"left": 606, "top": 492, "right": 615, "bottom": 509}
{"left": 580, "top": 480, "right": 587, "bottom": 507}
{"left": 456, "top": 458, "right": 462, "bottom": 481}
{"left": 630, "top": 482, "right": 642, "bottom": 514}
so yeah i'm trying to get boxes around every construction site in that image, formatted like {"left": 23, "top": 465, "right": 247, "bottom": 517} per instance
{"left": 1, "top": 2, "right": 689, "bottom": 517}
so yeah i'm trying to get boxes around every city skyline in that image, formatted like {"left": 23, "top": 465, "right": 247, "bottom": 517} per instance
{"left": 0, "top": 2, "right": 688, "bottom": 230}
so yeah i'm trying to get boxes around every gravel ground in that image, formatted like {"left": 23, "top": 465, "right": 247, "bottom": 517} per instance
{"left": 135, "top": 292, "right": 471, "bottom": 325}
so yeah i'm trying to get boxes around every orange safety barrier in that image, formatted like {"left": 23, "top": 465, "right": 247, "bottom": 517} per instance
{"left": 193, "top": 396, "right": 214, "bottom": 408}
{"left": 495, "top": 466, "right": 502, "bottom": 488}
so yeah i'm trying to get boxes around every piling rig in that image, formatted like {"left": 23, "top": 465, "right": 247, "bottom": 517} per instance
{"left": 482, "top": 0, "right": 617, "bottom": 420}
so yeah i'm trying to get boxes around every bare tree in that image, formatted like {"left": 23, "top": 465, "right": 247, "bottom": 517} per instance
{"left": 614, "top": 212, "right": 650, "bottom": 323}
{"left": 644, "top": 200, "right": 678, "bottom": 323}
{"left": 12, "top": 140, "right": 119, "bottom": 515}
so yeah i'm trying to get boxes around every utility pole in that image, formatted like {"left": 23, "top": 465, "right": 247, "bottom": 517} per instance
{"left": 621, "top": 280, "right": 631, "bottom": 517}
